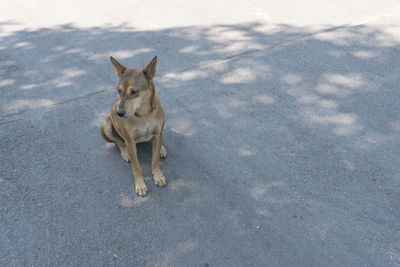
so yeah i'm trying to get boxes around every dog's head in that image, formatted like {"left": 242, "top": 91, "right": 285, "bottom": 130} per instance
{"left": 110, "top": 56, "right": 157, "bottom": 118}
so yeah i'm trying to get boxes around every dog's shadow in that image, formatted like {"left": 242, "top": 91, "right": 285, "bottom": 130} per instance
{"left": 107, "top": 128, "right": 178, "bottom": 182}
{"left": 109, "top": 141, "right": 153, "bottom": 166}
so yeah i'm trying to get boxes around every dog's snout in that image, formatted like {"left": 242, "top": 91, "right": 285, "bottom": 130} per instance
{"left": 116, "top": 109, "right": 125, "bottom": 117}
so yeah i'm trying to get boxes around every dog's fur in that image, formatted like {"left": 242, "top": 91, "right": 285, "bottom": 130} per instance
{"left": 101, "top": 56, "right": 167, "bottom": 196}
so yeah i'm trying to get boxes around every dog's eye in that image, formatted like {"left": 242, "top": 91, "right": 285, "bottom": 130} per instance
{"left": 130, "top": 91, "right": 137, "bottom": 95}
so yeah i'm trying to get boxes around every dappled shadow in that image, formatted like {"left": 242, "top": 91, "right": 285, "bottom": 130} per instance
{"left": 1, "top": 20, "right": 400, "bottom": 266}
{"left": 0, "top": 21, "right": 312, "bottom": 118}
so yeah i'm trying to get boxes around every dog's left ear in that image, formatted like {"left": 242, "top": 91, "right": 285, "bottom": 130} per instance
{"left": 143, "top": 56, "right": 157, "bottom": 80}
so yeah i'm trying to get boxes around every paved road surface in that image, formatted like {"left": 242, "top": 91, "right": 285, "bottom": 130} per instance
{"left": 1, "top": 1, "right": 400, "bottom": 266}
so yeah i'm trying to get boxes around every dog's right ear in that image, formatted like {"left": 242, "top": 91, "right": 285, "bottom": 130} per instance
{"left": 110, "top": 56, "right": 126, "bottom": 77}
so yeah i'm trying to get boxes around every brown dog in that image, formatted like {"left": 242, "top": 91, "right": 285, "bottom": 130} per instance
{"left": 101, "top": 56, "right": 167, "bottom": 196}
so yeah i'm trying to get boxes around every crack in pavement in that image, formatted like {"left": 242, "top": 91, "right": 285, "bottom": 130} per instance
{"left": 0, "top": 87, "right": 115, "bottom": 125}
{"left": 161, "top": 25, "right": 349, "bottom": 77}
{"left": 1, "top": 10, "right": 399, "bottom": 125}
{"left": 161, "top": 8, "right": 400, "bottom": 77}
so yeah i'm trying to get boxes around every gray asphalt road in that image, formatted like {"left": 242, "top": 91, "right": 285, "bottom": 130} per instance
{"left": 1, "top": 1, "right": 400, "bottom": 266}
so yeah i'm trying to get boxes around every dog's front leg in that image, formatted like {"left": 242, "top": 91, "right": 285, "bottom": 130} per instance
{"left": 152, "top": 132, "right": 167, "bottom": 186}
{"left": 125, "top": 141, "right": 148, "bottom": 196}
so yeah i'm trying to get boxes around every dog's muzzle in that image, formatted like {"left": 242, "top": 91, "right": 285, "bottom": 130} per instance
{"left": 116, "top": 109, "right": 125, "bottom": 117}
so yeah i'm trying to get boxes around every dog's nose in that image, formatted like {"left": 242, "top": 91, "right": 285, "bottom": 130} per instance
{"left": 116, "top": 109, "right": 125, "bottom": 117}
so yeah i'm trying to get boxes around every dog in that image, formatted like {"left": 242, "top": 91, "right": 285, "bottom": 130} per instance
{"left": 101, "top": 56, "right": 167, "bottom": 196}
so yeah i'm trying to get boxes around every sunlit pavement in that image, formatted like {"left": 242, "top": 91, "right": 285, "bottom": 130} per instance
{"left": 1, "top": 1, "right": 400, "bottom": 266}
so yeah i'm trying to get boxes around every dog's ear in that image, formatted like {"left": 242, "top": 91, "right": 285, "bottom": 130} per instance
{"left": 143, "top": 56, "right": 157, "bottom": 80}
{"left": 110, "top": 56, "right": 126, "bottom": 77}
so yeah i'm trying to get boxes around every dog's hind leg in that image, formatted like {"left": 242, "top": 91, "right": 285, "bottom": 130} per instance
{"left": 160, "top": 145, "right": 167, "bottom": 158}
{"left": 101, "top": 113, "right": 130, "bottom": 162}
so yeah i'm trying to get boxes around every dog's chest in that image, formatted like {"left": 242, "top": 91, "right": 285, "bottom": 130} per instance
{"left": 134, "top": 122, "right": 155, "bottom": 143}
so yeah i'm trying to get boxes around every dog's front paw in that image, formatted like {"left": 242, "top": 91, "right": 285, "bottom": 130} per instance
{"left": 153, "top": 172, "right": 167, "bottom": 187}
{"left": 160, "top": 145, "right": 167, "bottom": 158}
{"left": 135, "top": 180, "right": 148, "bottom": 196}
